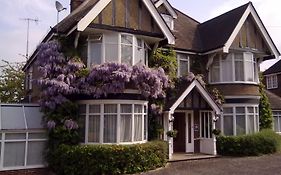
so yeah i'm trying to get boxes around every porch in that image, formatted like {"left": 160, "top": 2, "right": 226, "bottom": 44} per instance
{"left": 163, "top": 79, "right": 222, "bottom": 159}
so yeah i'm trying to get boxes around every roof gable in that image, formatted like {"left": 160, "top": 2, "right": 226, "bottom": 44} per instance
{"left": 77, "top": 0, "right": 175, "bottom": 44}
{"left": 154, "top": 0, "right": 177, "bottom": 19}
{"left": 264, "top": 59, "right": 281, "bottom": 75}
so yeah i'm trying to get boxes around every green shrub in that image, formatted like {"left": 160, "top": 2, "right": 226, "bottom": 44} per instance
{"left": 48, "top": 141, "right": 168, "bottom": 175}
{"left": 217, "top": 129, "right": 281, "bottom": 156}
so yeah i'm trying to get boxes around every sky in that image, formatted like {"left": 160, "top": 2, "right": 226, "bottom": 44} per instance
{"left": 0, "top": 0, "right": 280, "bottom": 71}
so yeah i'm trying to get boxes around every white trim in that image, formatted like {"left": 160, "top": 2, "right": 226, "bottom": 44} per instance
{"left": 169, "top": 80, "right": 221, "bottom": 114}
{"left": 154, "top": 0, "right": 177, "bottom": 19}
{"left": 224, "top": 96, "right": 260, "bottom": 99}
{"left": 264, "top": 72, "right": 281, "bottom": 77}
{"left": 224, "top": 4, "right": 279, "bottom": 58}
{"left": 142, "top": 0, "right": 175, "bottom": 44}
{"left": 77, "top": 0, "right": 112, "bottom": 31}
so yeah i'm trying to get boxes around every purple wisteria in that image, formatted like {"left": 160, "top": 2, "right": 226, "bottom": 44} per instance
{"left": 36, "top": 40, "right": 169, "bottom": 111}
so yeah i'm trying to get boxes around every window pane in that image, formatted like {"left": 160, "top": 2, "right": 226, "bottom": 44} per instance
{"left": 5, "top": 133, "right": 26, "bottom": 140}
{"left": 221, "top": 55, "right": 233, "bottom": 81}
{"left": 104, "top": 104, "right": 117, "bottom": 113}
{"left": 135, "top": 39, "right": 144, "bottom": 65}
{"left": 275, "top": 117, "right": 279, "bottom": 131}
{"left": 27, "top": 141, "right": 46, "bottom": 166}
{"left": 104, "top": 115, "right": 117, "bottom": 143}
{"left": 78, "top": 115, "right": 86, "bottom": 142}
{"left": 134, "top": 115, "right": 142, "bottom": 141}
{"left": 1, "top": 106, "right": 26, "bottom": 130}
{"left": 121, "top": 35, "right": 133, "bottom": 45}
{"left": 144, "top": 115, "right": 147, "bottom": 140}
{"left": 245, "top": 61, "right": 254, "bottom": 82}
{"left": 211, "top": 58, "right": 220, "bottom": 82}
{"left": 25, "top": 107, "right": 44, "bottom": 129}
{"left": 105, "top": 43, "right": 119, "bottom": 63}
{"left": 215, "top": 117, "right": 221, "bottom": 130}
{"left": 223, "top": 107, "right": 233, "bottom": 114}
{"left": 223, "top": 115, "right": 233, "bottom": 135}
{"left": 4, "top": 142, "right": 25, "bottom": 167}
{"left": 247, "top": 115, "right": 255, "bottom": 134}
{"left": 120, "top": 115, "right": 132, "bottom": 142}
{"left": 235, "top": 53, "right": 244, "bottom": 81}
{"left": 180, "top": 59, "right": 189, "bottom": 76}
{"left": 236, "top": 107, "right": 245, "bottom": 114}
{"left": 236, "top": 115, "right": 245, "bottom": 135}
{"left": 134, "top": 105, "right": 142, "bottom": 113}
{"left": 29, "top": 133, "right": 47, "bottom": 139}
{"left": 89, "top": 42, "right": 102, "bottom": 66}
{"left": 79, "top": 105, "right": 86, "bottom": 114}
{"left": 247, "top": 107, "right": 254, "bottom": 113}
{"left": 89, "top": 115, "right": 100, "bottom": 143}
{"left": 89, "top": 105, "right": 100, "bottom": 113}
{"left": 121, "top": 104, "right": 132, "bottom": 113}
{"left": 121, "top": 45, "right": 133, "bottom": 65}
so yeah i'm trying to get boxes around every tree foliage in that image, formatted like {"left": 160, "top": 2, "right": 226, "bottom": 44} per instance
{"left": 259, "top": 74, "right": 273, "bottom": 130}
{"left": 0, "top": 60, "right": 25, "bottom": 103}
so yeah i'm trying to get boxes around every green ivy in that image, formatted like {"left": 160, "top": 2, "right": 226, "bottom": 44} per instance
{"left": 149, "top": 48, "right": 177, "bottom": 80}
{"left": 259, "top": 74, "right": 273, "bottom": 130}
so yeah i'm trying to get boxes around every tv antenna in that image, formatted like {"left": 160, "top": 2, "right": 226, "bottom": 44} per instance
{"left": 20, "top": 17, "right": 39, "bottom": 60}
{"left": 55, "top": 1, "right": 67, "bottom": 34}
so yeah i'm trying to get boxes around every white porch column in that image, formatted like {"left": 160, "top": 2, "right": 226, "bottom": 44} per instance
{"left": 212, "top": 112, "right": 217, "bottom": 156}
{"left": 164, "top": 111, "right": 174, "bottom": 159}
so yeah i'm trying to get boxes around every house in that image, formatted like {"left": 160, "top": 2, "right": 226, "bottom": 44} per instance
{"left": 265, "top": 91, "right": 281, "bottom": 133}
{"left": 263, "top": 59, "right": 281, "bottom": 97}
{"left": 9, "top": 0, "right": 278, "bottom": 173}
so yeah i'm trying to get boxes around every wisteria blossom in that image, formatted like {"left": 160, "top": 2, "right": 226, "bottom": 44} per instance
{"left": 64, "top": 119, "right": 79, "bottom": 130}
{"left": 47, "top": 120, "right": 56, "bottom": 130}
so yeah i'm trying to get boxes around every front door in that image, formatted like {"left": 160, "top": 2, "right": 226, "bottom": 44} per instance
{"left": 173, "top": 112, "right": 186, "bottom": 152}
{"left": 185, "top": 112, "right": 194, "bottom": 152}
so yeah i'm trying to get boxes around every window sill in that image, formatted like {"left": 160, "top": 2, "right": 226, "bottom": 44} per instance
{"left": 267, "top": 87, "right": 278, "bottom": 90}
{"left": 209, "top": 82, "right": 259, "bottom": 85}
{"left": 81, "top": 140, "right": 147, "bottom": 145}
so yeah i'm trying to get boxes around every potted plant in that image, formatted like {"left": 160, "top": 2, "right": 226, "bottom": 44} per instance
{"left": 166, "top": 130, "right": 178, "bottom": 138}
{"left": 212, "top": 128, "right": 221, "bottom": 136}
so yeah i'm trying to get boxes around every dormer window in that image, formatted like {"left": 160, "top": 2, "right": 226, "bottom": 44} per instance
{"left": 161, "top": 14, "right": 174, "bottom": 30}
{"left": 88, "top": 33, "right": 147, "bottom": 67}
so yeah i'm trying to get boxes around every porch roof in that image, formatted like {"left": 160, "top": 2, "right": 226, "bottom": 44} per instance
{"left": 164, "top": 79, "right": 222, "bottom": 114}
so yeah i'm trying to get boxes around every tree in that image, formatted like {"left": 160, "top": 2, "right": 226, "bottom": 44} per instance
{"left": 259, "top": 74, "right": 273, "bottom": 130}
{"left": 0, "top": 60, "right": 25, "bottom": 103}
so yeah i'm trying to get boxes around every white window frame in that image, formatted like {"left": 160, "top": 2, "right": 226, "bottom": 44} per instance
{"left": 209, "top": 52, "right": 259, "bottom": 84}
{"left": 273, "top": 111, "right": 281, "bottom": 133}
{"left": 266, "top": 74, "right": 278, "bottom": 89}
{"left": 0, "top": 130, "right": 47, "bottom": 171}
{"left": 78, "top": 100, "right": 148, "bottom": 145}
{"left": 199, "top": 111, "right": 213, "bottom": 139}
{"left": 87, "top": 33, "right": 147, "bottom": 67}
{"left": 177, "top": 53, "right": 190, "bottom": 77}
{"left": 219, "top": 104, "right": 259, "bottom": 136}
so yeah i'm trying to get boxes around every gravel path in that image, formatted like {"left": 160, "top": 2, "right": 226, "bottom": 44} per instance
{"left": 142, "top": 154, "right": 281, "bottom": 175}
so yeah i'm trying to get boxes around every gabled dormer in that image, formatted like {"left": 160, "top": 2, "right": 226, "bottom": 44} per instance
{"left": 153, "top": 0, "right": 177, "bottom": 30}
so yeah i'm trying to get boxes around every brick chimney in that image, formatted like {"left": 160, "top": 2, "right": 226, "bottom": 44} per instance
{"left": 70, "top": 0, "right": 85, "bottom": 12}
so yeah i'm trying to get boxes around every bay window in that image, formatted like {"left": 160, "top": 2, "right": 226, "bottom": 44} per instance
{"left": 210, "top": 52, "right": 258, "bottom": 84}
{"left": 88, "top": 33, "right": 147, "bottom": 67}
{"left": 78, "top": 100, "right": 148, "bottom": 144}
{"left": 218, "top": 105, "right": 259, "bottom": 136}
{"left": 273, "top": 111, "right": 281, "bottom": 133}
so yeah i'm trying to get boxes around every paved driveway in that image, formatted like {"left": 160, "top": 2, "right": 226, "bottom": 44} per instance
{"left": 142, "top": 154, "right": 281, "bottom": 175}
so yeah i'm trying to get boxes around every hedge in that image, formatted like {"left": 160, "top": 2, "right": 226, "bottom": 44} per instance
{"left": 48, "top": 141, "right": 168, "bottom": 175}
{"left": 217, "top": 129, "right": 281, "bottom": 156}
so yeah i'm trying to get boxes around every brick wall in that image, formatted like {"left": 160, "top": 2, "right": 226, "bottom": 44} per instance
{"left": 0, "top": 168, "right": 51, "bottom": 175}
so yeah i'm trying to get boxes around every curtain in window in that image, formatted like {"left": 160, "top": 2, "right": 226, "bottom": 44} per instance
{"left": 134, "top": 115, "right": 142, "bottom": 141}
{"left": 223, "top": 115, "right": 233, "bottom": 136}
{"left": 89, "top": 41, "right": 102, "bottom": 66}
{"left": 121, "top": 35, "right": 133, "bottom": 65}
{"left": 104, "top": 115, "right": 117, "bottom": 143}
{"left": 244, "top": 53, "right": 254, "bottom": 82}
{"left": 134, "top": 39, "right": 144, "bottom": 65}
{"left": 211, "top": 58, "right": 220, "bottom": 82}
{"left": 120, "top": 115, "right": 132, "bottom": 142}
{"left": 247, "top": 115, "right": 255, "bottom": 134}
{"left": 4, "top": 142, "right": 25, "bottom": 167}
{"left": 236, "top": 115, "right": 246, "bottom": 135}
{"left": 104, "top": 33, "right": 119, "bottom": 63}
{"left": 221, "top": 55, "right": 233, "bottom": 81}
{"left": 144, "top": 115, "right": 147, "bottom": 140}
{"left": 180, "top": 60, "right": 189, "bottom": 76}
{"left": 235, "top": 54, "right": 244, "bottom": 81}
{"left": 89, "top": 115, "right": 100, "bottom": 142}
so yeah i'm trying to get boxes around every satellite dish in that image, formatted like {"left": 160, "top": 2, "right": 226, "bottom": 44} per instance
{"left": 55, "top": 1, "right": 66, "bottom": 12}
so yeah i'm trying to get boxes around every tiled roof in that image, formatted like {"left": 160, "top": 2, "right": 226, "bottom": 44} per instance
{"left": 263, "top": 59, "right": 281, "bottom": 75}
{"left": 266, "top": 90, "right": 281, "bottom": 110}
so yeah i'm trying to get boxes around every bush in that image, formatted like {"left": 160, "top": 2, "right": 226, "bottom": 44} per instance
{"left": 48, "top": 141, "right": 168, "bottom": 175}
{"left": 217, "top": 129, "right": 281, "bottom": 156}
